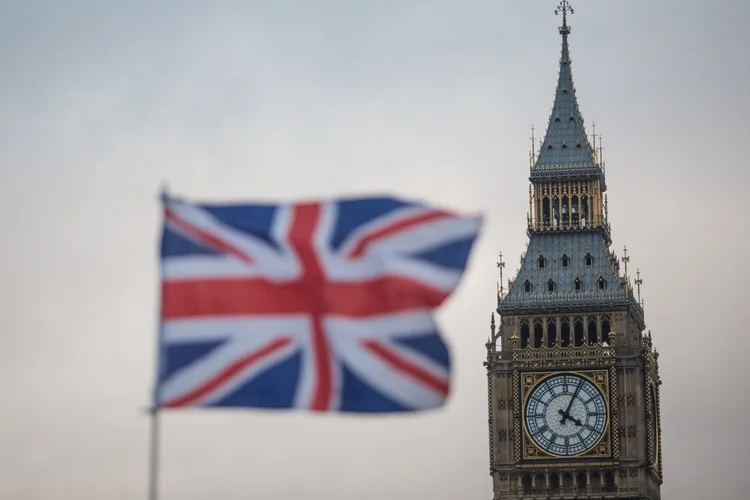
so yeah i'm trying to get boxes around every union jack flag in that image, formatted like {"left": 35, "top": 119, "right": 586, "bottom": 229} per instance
{"left": 155, "top": 194, "right": 482, "bottom": 413}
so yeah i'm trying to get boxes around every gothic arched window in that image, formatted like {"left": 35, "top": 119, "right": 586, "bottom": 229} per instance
{"left": 535, "top": 474, "right": 546, "bottom": 492}
{"left": 574, "top": 278, "right": 583, "bottom": 292}
{"left": 563, "top": 473, "right": 573, "bottom": 489}
{"left": 602, "top": 315, "right": 611, "bottom": 344}
{"left": 533, "top": 319, "right": 544, "bottom": 348}
{"left": 584, "top": 253, "right": 594, "bottom": 267}
{"left": 574, "top": 317, "right": 584, "bottom": 346}
{"left": 542, "top": 198, "right": 551, "bottom": 227}
{"left": 538, "top": 256, "right": 546, "bottom": 269}
{"left": 581, "top": 195, "right": 589, "bottom": 225}
{"left": 604, "top": 472, "right": 615, "bottom": 492}
{"left": 547, "top": 279, "right": 556, "bottom": 293}
{"left": 588, "top": 316, "right": 598, "bottom": 345}
{"left": 552, "top": 198, "right": 560, "bottom": 227}
{"left": 524, "top": 280, "right": 533, "bottom": 293}
{"left": 590, "top": 473, "right": 601, "bottom": 492}
{"left": 598, "top": 277, "right": 607, "bottom": 290}
{"left": 547, "top": 318, "right": 557, "bottom": 347}
{"left": 576, "top": 472, "right": 587, "bottom": 490}
{"left": 562, "top": 253, "right": 570, "bottom": 268}
{"left": 560, "top": 318, "right": 571, "bottom": 347}
{"left": 520, "top": 321, "right": 530, "bottom": 349}
{"left": 522, "top": 475, "right": 533, "bottom": 494}
{"left": 550, "top": 473, "right": 561, "bottom": 492}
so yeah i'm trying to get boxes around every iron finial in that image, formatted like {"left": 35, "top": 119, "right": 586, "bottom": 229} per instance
{"left": 592, "top": 122, "right": 596, "bottom": 153}
{"left": 497, "top": 252, "right": 506, "bottom": 299}
{"left": 555, "top": 0, "right": 574, "bottom": 35}
{"left": 635, "top": 268, "right": 643, "bottom": 305}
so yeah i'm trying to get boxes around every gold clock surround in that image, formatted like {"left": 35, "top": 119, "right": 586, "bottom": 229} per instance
{"left": 517, "top": 369, "right": 614, "bottom": 462}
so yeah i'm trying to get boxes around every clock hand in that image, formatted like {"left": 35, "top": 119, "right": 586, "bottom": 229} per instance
{"left": 558, "top": 408, "right": 582, "bottom": 427}
{"left": 565, "top": 379, "right": 583, "bottom": 415}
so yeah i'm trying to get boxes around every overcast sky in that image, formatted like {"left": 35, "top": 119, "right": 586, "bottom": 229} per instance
{"left": 2, "top": 1, "right": 749, "bottom": 499}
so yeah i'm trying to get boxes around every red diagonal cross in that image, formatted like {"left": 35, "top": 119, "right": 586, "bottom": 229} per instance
{"left": 162, "top": 203, "right": 451, "bottom": 410}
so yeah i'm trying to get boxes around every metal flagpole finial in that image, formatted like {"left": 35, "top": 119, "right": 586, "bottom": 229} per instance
{"left": 555, "top": 0, "right": 574, "bottom": 35}
{"left": 159, "top": 183, "right": 171, "bottom": 204}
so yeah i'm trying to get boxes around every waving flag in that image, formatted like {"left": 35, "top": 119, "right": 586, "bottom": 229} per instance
{"left": 155, "top": 195, "right": 482, "bottom": 413}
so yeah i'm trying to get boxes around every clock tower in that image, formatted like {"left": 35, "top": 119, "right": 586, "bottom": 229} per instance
{"left": 486, "top": 3, "right": 663, "bottom": 498}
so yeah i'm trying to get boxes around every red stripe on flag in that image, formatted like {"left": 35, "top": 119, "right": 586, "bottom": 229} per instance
{"left": 363, "top": 340, "right": 449, "bottom": 397}
{"left": 162, "top": 337, "right": 294, "bottom": 408}
{"left": 161, "top": 277, "right": 449, "bottom": 319}
{"left": 346, "top": 210, "right": 453, "bottom": 259}
{"left": 287, "top": 203, "right": 332, "bottom": 411}
{"left": 288, "top": 203, "right": 324, "bottom": 278}
{"left": 165, "top": 207, "right": 253, "bottom": 264}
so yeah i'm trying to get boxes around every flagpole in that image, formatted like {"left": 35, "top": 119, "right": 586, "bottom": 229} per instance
{"left": 148, "top": 408, "right": 161, "bottom": 500}
{"left": 149, "top": 184, "right": 169, "bottom": 500}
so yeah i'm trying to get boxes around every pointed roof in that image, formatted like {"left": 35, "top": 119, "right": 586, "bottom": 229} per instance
{"left": 531, "top": 2, "right": 602, "bottom": 180}
{"left": 498, "top": 231, "right": 644, "bottom": 328}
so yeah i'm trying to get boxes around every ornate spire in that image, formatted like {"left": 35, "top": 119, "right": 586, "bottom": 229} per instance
{"left": 532, "top": 1, "right": 600, "bottom": 178}
{"left": 555, "top": 0, "right": 573, "bottom": 36}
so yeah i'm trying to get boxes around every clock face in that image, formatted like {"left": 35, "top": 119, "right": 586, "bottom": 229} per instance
{"left": 524, "top": 373, "right": 608, "bottom": 456}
